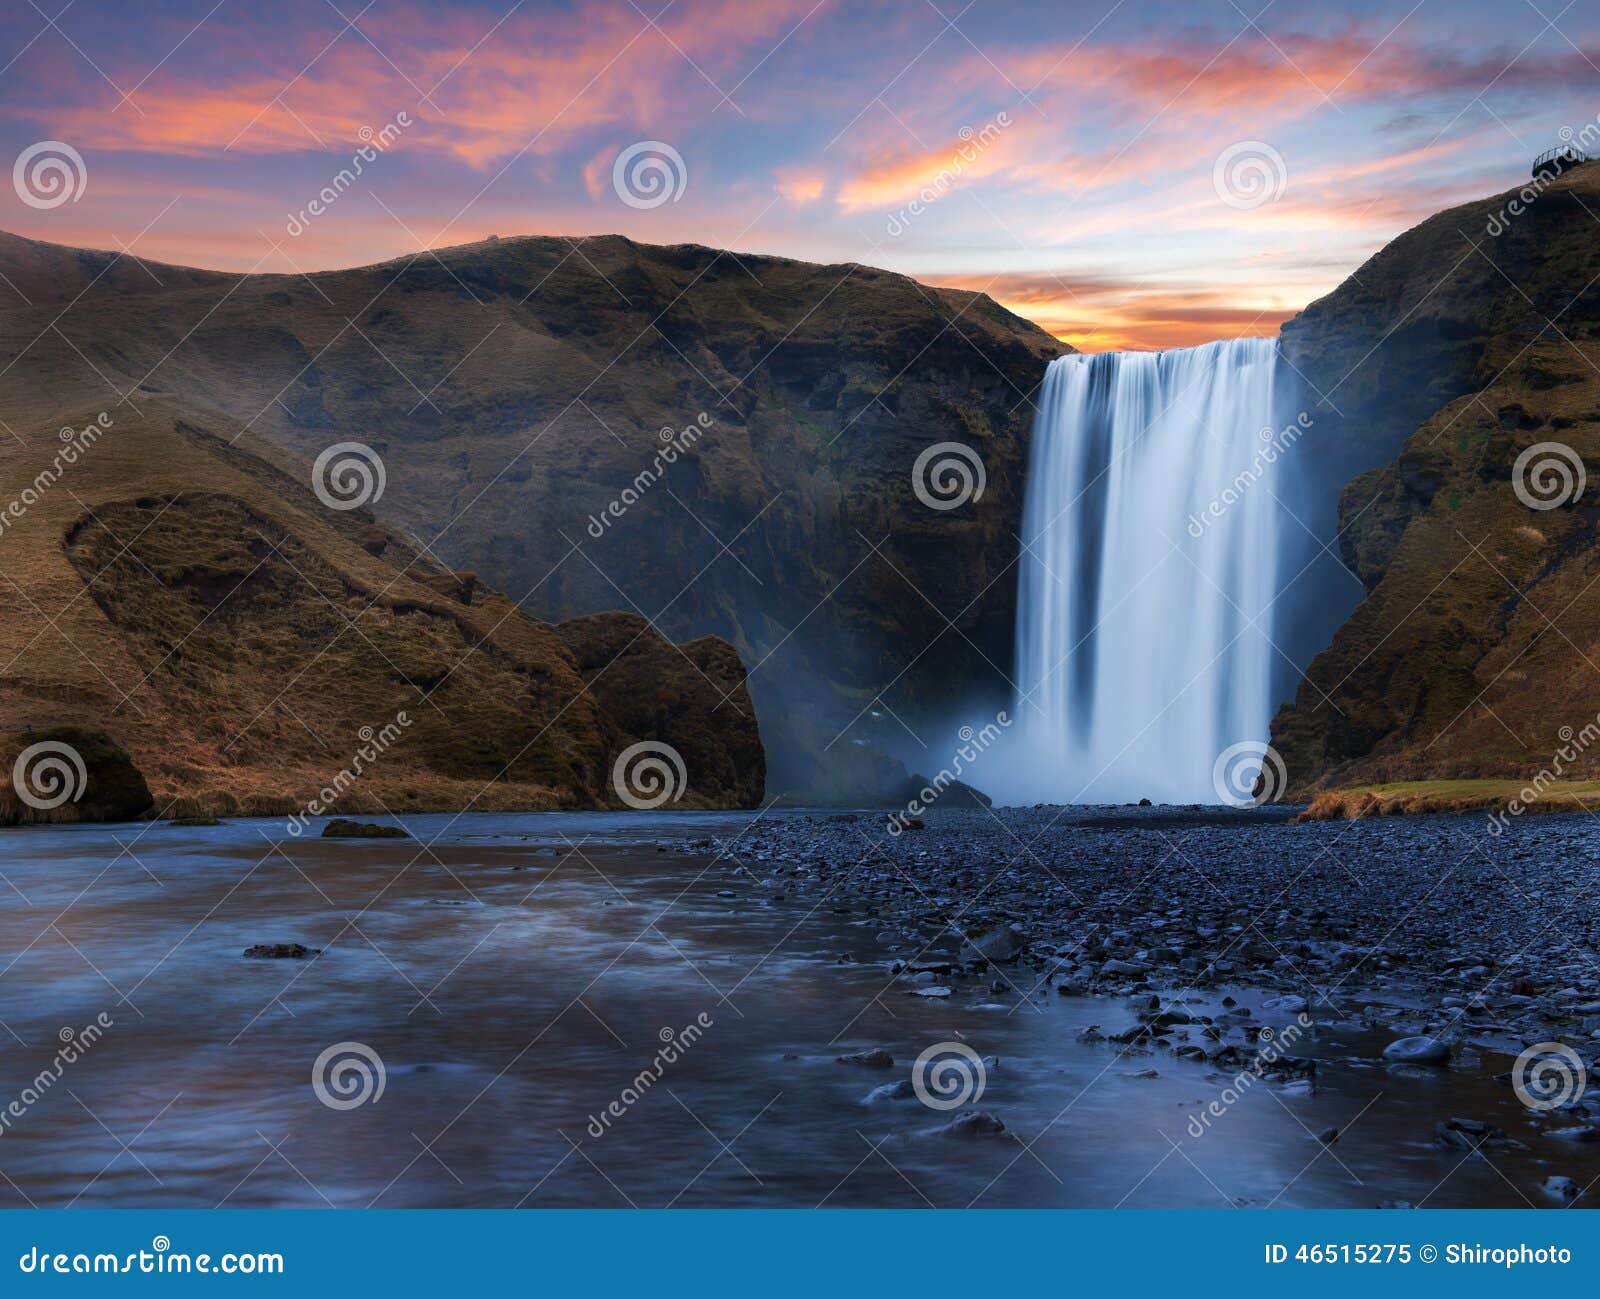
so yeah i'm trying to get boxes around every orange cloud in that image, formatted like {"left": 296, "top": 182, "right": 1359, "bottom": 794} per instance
{"left": 17, "top": 0, "right": 821, "bottom": 166}
{"left": 926, "top": 270, "right": 1300, "bottom": 351}
{"left": 835, "top": 115, "right": 1021, "bottom": 210}
{"left": 774, "top": 167, "right": 825, "bottom": 203}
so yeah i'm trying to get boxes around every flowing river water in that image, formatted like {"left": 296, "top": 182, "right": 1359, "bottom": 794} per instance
{"left": 0, "top": 812, "right": 1592, "bottom": 1208}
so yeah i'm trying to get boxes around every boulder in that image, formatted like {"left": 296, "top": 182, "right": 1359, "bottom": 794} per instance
{"left": 836, "top": 1049, "right": 894, "bottom": 1069}
{"left": 1382, "top": 1035, "right": 1451, "bottom": 1065}
{"left": 0, "top": 727, "right": 154, "bottom": 825}
{"left": 936, "top": 1111, "right": 1007, "bottom": 1138}
{"left": 967, "top": 924, "right": 1026, "bottom": 963}
{"left": 243, "top": 943, "right": 320, "bottom": 959}
{"left": 321, "top": 818, "right": 409, "bottom": 839}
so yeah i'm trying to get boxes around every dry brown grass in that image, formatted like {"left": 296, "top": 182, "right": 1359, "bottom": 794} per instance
{"left": 1297, "top": 779, "right": 1600, "bottom": 821}
{"left": 1273, "top": 168, "right": 1600, "bottom": 794}
{"left": 0, "top": 387, "right": 761, "bottom": 819}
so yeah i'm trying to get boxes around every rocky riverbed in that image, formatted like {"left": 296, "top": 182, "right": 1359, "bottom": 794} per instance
{"left": 686, "top": 804, "right": 1600, "bottom": 1068}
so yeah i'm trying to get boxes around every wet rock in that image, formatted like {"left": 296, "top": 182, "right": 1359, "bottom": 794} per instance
{"left": 1542, "top": 1176, "right": 1583, "bottom": 1203}
{"left": 1383, "top": 1036, "right": 1451, "bottom": 1065}
{"left": 321, "top": 819, "right": 409, "bottom": 839}
{"left": 243, "top": 942, "right": 320, "bottom": 959}
{"left": 863, "top": 1079, "right": 917, "bottom": 1104}
{"left": 1317, "top": 1126, "right": 1339, "bottom": 1145}
{"left": 967, "top": 925, "right": 1026, "bottom": 963}
{"left": 1433, "top": 1117, "right": 1507, "bottom": 1152}
{"left": 837, "top": 1049, "right": 894, "bottom": 1068}
{"left": 1545, "top": 1125, "right": 1600, "bottom": 1143}
{"left": 936, "top": 1110, "right": 1007, "bottom": 1138}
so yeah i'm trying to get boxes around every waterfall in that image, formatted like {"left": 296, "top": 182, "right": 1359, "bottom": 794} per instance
{"left": 1008, "top": 337, "right": 1289, "bottom": 804}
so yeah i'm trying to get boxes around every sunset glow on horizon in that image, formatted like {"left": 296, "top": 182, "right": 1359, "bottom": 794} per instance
{"left": 1, "top": 0, "right": 1593, "bottom": 351}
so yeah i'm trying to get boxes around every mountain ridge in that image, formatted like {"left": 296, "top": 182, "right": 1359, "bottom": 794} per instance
{"left": 0, "top": 225, "right": 1068, "bottom": 798}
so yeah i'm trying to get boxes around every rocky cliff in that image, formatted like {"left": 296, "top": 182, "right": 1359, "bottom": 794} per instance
{"left": 1271, "top": 164, "right": 1600, "bottom": 792}
{"left": 0, "top": 389, "right": 762, "bottom": 821}
{"left": 0, "top": 230, "right": 1066, "bottom": 798}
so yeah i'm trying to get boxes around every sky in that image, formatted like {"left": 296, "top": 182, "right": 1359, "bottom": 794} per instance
{"left": 0, "top": 0, "right": 1595, "bottom": 350}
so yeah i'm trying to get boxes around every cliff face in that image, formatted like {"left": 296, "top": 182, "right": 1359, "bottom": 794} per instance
{"left": 0, "top": 391, "right": 761, "bottom": 821}
{"left": 1271, "top": 166, "right": 1600, "bottom": 792}
{"left": 0, "top": 230, "right": 1066, "bottom": 796}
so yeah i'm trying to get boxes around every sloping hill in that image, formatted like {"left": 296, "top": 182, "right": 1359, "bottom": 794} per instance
{"left": 0, "top": 229, "right": 1066, "bottom": 797}
{"left": 1272, "top": 165, "right": 1600, "bottom": 793}
{"left": 0, "top": 389, "right": 762, "bottom": 821}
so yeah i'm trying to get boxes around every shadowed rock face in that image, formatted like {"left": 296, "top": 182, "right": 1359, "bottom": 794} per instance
{"left": 1271, "top": 167, "right": 1600, "bottom": 793}
{"left": 0, "top": 727, "right": 153, "bottom": 824}
{"left": 0, "top": 229, "right": 1067, "bottom": 798}
{"left": 0, "top": 395, "right": 763, "bottom": 820}
{"left": 552, "top": 612, "right": 764, "bottom": 809}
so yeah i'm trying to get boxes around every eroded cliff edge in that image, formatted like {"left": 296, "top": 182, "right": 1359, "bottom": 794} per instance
{"left": 1271, "top": 166, "right": 1600, "bottom": 794}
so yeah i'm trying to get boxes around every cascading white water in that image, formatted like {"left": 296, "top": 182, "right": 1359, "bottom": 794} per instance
{"left": 1008, "top": 337, "right": 1286, "bottom": 804}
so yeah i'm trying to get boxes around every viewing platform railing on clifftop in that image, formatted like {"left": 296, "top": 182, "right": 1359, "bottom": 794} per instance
{"left": 1533, "top": 145, "right": 1592, "bottom": 178}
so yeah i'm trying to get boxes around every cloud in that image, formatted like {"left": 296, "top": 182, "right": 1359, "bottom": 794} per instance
{"left": 11, "top": 0, "right": 821, "bottom": 166}
{"left": 924, "top": 269, "right": 1299, "bottom": 351}
{"left": 773, "top": 167, "right": 826, "bottom": 203}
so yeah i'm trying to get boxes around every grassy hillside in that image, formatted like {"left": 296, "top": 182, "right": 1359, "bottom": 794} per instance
{"left": 0, "top": 388, "right": 762, "bottom": 821}
{"left": 1273, "top": 165, "right": 1600, "bottom": 794}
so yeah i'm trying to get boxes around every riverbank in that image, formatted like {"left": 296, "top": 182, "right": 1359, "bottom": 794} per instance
{"left": 1296, "top": 780, "right": 1600, "bottom": 822}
